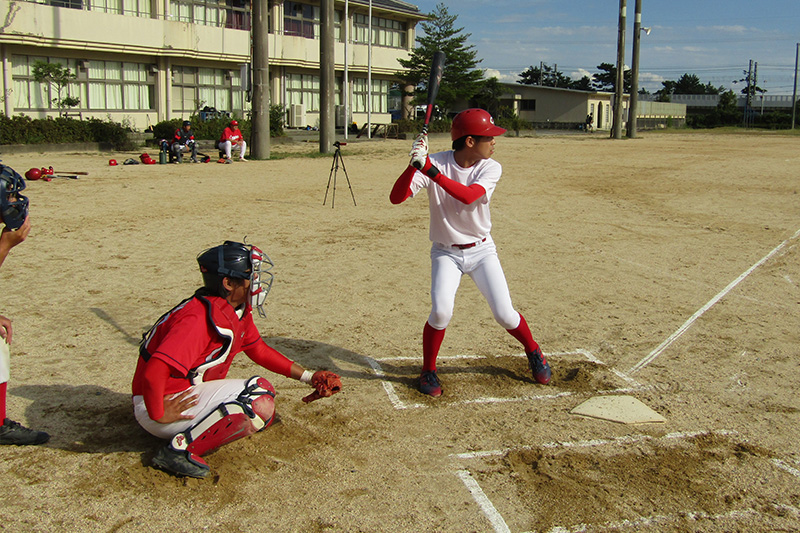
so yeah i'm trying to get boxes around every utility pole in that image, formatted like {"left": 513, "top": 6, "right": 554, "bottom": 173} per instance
{"left": 612, "top": 0, "right": 626, "bottom": 139}
{"left": 250, "top": 0, "right": 270, "bottom": 159}
{"left": 627, "top": 0, "right": 642, "bottom": 138}
{"left": 792, "top": 43, "right": 798, "bottom": 130}
{"left": 743, "top": 60, "right": 753, "bottom": 128}
{"left": 319, "top": 0, "right": 334, "bottom": 153}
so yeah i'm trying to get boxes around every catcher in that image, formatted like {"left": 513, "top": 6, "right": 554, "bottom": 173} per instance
{"left": 131, "top": 240, "right": 341, "bottom": 478}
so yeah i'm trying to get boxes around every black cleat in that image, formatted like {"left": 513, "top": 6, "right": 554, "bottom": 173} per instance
{"left": 0, "top": 418, "right": 50, "bottom": 446}
{"left": 152, "top": 445, "right": 210, "bottom": 478}
{"left": 419, "top": 370, "right": 443, "bottom": 397}
{"left": 526, "top": 348, "right": 552, "bottom": 385}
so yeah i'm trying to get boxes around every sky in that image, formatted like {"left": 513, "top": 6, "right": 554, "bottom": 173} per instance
{"left": 408, "top": 0, "right": 800, "bottom": 95}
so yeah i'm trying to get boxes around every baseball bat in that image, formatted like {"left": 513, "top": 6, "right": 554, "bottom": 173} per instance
{"left": 53, "top": 170, "right": 89, "bottom": 175}
{"left": 413, "top": 51, "right": 446, "bottom": 169}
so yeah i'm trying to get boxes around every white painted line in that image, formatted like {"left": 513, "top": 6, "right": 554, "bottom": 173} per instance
{"left": 455, "top": 470, "right": 512, "bottom": 533}
{"left": 772, "top": 458, "right": 800, "bottom": 479}
{"left": 629, "top": 228, "right": 800, "bottom": 375}
{"left": 362, "top": 356, "right": 423, "bottom": 410}
{"left": 366, "top": 349, "right": 645, "bottom": 410}
{"left": 451, "top": 430, "right": 738, "bottom": 460}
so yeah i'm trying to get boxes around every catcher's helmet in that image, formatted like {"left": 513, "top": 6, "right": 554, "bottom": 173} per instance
{"left": 197, "top": 241, "right": 274, "bottom": 317}
{"left": 451, "top": 108, "right": 506, "bottom": 141}
{"left": 0, "top": 164, "right": 29, "bottom": 231}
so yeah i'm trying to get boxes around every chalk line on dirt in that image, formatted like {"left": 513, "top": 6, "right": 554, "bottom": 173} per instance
{"left": 629, "top": 227, "right": 800, "bottom": 375}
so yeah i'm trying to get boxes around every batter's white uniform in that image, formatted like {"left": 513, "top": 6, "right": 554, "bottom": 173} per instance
{"left": 410, "top": 151, "right": 521, "bottom": 331}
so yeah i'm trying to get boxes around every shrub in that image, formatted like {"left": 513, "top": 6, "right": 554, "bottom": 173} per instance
{"left": 0, "top": 114, "right": 135, "bottom": 149}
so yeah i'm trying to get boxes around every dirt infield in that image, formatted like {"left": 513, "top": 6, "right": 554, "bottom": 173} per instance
{"left": 0, "top": 131, "right": 798, "bottom": 532}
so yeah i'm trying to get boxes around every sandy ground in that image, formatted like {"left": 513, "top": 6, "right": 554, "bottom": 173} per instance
{"left": 0, "top": 130, "right": 798, "bottom": 532}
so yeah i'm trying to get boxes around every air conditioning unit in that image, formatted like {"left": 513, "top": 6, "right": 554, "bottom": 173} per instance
{"left": 335, "top": 105, "right": 346, "bottom": 128}
{"left": 289, "top": 104, "right": 305, "bottom": 128}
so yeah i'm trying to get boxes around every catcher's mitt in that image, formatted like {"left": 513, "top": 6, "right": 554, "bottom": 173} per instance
{"left": 302, "top": 370, "right": 342, "bottom": 403}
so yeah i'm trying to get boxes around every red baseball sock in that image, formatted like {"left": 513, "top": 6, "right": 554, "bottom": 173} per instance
{"left": 506, "top": 313, "right": 540, "bottom": 354}
{"left": 422, "top": 322, "right": 445, "bottom": 372}
{"left": 0, "top": 382, "right": 7, "bottom": 420}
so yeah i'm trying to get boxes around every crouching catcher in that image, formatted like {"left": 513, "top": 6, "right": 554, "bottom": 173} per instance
{"left": 131, "top": 241, "right": 341, "bottom": 478}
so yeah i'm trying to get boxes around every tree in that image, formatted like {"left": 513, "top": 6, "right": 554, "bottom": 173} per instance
{"left": 518, "top": 63, "right": 573, "bottom": 88}
{"left": 32, "top": 61, "right": 80, "bottom": 116}
{"left": 655, "top": 73, "right": 722, "bottom": 101}
{"left": 469, "top": 77, "right": 504, "bottom": 117}
{"left": 396, "top": 3, "right": 484, "bottom": 115}
{"left": 591, "top": 62, "right": 631, "bottom": 93}
{"left": 570, "top": 76, "right": 594, "bottom": 91}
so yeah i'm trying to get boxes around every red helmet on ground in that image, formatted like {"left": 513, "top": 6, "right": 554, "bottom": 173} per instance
{"left": 25, "top": 168, "right": 42, "bottom": 181}
{"left": 450, "top": 108, "right": 507, "bottom": 141}
{"left": 230, "top": 120, "right": 238, "bottom": 127}
{"left": 109, "top": 159, "right": 118, "bottom": 166}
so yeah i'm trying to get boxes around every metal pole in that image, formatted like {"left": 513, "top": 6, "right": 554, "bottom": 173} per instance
{"left": 627, "top": 0, "right": 642, "bottom": 138}
{"left": 250, "top": 0, "right": 270, "bottom": 159}
{"left": 319, "top": 0, "right": 334, "bottom": 153}
{"left": 792, "top": 43, "right": 798, "bottom": 129}
{"left": 344, "top": 0, "right": 349, "bottom": 140}
{"left": 367, "top": 0, "right": 372, "bottom": 139}
{"left": 612, "top": 0, "right": 626, "bottom": 139}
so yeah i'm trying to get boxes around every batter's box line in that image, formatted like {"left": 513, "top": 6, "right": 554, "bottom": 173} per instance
{"left": 364, "top": 350, "right": 644, "bottom": 410}
{"left": 450, "top": 430, "right": 800, "bottom": 533}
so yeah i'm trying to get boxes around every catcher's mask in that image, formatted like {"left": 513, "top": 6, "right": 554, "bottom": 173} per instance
{"left": 197, "top": 241, "right": 274, "bottom": 317}
{"left": 0, "top": 163, "right": 29, "bottom": 231}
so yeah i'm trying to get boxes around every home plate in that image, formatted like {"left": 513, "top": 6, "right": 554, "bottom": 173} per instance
{"left": 571, "top": 395, "right": 667, "bottom": 424}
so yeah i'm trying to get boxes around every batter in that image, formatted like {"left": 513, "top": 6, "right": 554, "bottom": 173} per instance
{"left": 390, "top": 108, "right": 552, "bottom": 397}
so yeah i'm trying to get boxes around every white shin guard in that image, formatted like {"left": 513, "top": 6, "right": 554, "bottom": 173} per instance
{"left": 169, "top": 376, "right": 276, "bottom": 458}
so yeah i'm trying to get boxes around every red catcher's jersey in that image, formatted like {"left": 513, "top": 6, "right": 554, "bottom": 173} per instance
{"left": 132, "top": 293, "right": 292, "bottom": 396}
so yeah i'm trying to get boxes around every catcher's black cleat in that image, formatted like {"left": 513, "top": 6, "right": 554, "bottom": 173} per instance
{"left": 526, "top": 348, "right": 552, "bottom": 385}
{"left": 152, "top": 445, "right": 210, "bottom": 479}
{"left": 0, "top": 418, "right": 50, "bottom": 446}
{"left": 419, "top": 370, "right": 442, "bottom": 397}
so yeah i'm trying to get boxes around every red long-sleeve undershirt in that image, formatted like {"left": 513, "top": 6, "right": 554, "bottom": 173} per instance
{"left": 140, "top": 341, "right": 293, "bottom": 421}
{"left": 390, "top": 158, "right": 485, "bottom": 205}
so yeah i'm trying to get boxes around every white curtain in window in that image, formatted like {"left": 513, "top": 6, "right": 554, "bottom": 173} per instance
{"left": 106, "top": 85, "right": 123, "bottom": 109}
{"left": 88, "top": 82, "right": 106, "bottom": 109}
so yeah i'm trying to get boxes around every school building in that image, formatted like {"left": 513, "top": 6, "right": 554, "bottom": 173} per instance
{"left": 0, "top": 0, "right": 426, "bottom": 131}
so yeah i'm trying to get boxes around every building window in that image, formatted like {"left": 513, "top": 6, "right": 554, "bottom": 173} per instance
{"left": 353, "top": 13, "right": 406, "bottom": 48}
{"left": 352, "top": 78, "right": 391, "bottom": 113}
{"left": 88, "top": 61, "right": 153, "bottom": 110}
{"left": 172, "top": 66, "right": 244, "bottom": 115}
{"left": 287, "top": 73, "right": 320, "bottom": 112}
{"left": 170, "top": 0, "right": 250, "bottom": 30}
{"left": 520, "top": 99, "right": 536, "bottom": 111}
{"left": 11, "top": 55, "right": 56, "bottom": 110}
{"left": 283, "top": 2, "right": 341, "bottom": 40}
{"left": 88, "top": 0, "right": 150, "bottom": 16}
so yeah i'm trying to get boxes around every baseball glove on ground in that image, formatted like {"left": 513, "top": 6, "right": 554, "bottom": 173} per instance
{"left": 302, "top": 370, "right": 342, "bottom": 403}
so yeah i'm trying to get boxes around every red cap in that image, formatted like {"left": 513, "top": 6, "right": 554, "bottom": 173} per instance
{"left": 451, "top": 108, "right": 506, "bottom": 141}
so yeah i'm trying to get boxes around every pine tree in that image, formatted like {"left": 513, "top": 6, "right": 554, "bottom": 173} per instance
{"left": 396, "top": 3, "right": 484, "bottom": 115}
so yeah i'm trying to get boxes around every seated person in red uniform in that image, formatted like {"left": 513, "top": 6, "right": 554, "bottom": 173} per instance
{"left": 217, "top": 119, "right": 247, "bottom": 162}
{"left": 132, "top": 241, "right": 341, "bottom": 478}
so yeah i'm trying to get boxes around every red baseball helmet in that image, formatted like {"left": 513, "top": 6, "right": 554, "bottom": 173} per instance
{"left": 230, "top": 120, "right": 238, "bottom": 127}
{"left": 109, "top": 159, "right": 118, "bottom": 166}
{"left": 450, "top": 108, "right": 507, "bottom": 141}
{"left": 25, "top": 168, "right": 42, "bottom": 181}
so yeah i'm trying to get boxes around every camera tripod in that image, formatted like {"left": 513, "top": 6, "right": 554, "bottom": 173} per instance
{"left": 323, "top": 141, "right": 357, "bottom": 208}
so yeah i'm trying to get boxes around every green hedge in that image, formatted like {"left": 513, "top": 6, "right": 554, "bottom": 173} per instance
{"left": 0, "top": 114, "right": 136, "bottom": 150}
{"left": 154, "top": 105, "right": 286, "bottom": 142}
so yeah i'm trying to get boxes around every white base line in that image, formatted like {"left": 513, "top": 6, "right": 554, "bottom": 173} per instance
{"left": 629, "top": 228, "right": 800, "bottom": 375}
{"left": 366, "top": 350, "right": 641, "bottom": 410}
{"left": 455, "top": 470, "right": 512, "bottom": 533}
